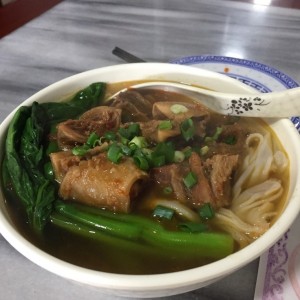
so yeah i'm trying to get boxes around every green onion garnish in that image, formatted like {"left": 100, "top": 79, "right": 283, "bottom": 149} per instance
{"left": 224, "top": 135, "right": 237, "bottom": 145}
{"left": 72, "top": 144, "right": 90, "bottom": 156}
{"left": 183, "top": 171, "right": 197, "bottom": 188}
{"left": 152, "top": 155, "right": 166, "bottom": 167}
{"left": 178, "top": 222, "right": 208, "bottom": 233}
{"left": 200, "top": 145, "right": 209, "bottom": 156}
{"left": 120, "top": 144, "right": 133, "bottom": 156}
{"left": 170, "top": 104, "right": 188, "bottom": 114}
{"left": 152, "top": 142, "right": 175, "bottom": 164}
{"left": 212, "top": 127, "right": 223, "bottom": 140}
{"left": 141, "top": 148, "right": 153, "bottom": 160}
{"left": 133, "top": 155, "right": 149, "bottom": 171}
{"left": 198, "top": 203, "right": 215, "bottom": 220}
{"left": 174, "top": 150, "right": 185, "bottom": 163}
{"left": 107, "top": 143, "right": 123, "bottom": 163}
{"left": 104, "top": 131, "right": 117, "bottom": 141}
{"left": 183, "top": 147, "right": 193, "bottom": 158}
{"left": 205, "top": 127, "right": 223, "bottom": 143}
{"left": 180, "top": 118, "right": 195, "bottom": 141}
{"left": 129, "top": 136, "right": 148, "bottom": 148}
{"left": 163, "top": 186, "right": 173, "bottom": 194}
{"left": 86, "top": 132, "right": 100, "bottom": 147}
{"left": 153, "top": 205, "right": 175, "bottom": 220}
{"left": 158, "top": 120, "right": 173, "bottom": 130}
{"left": 118, "top": 123, "right": 140, "bottom": 140}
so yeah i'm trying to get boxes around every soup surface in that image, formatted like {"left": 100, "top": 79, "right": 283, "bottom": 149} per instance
{"left": 2, "top": 80, "right": 289, "bottom": 274}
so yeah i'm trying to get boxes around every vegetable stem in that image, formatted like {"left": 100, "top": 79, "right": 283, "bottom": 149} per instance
{"left": 54, "top": 202, "right": 234, "bottom": 259}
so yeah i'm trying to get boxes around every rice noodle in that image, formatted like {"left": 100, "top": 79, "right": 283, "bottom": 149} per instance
{"left": 214, "top": 208, "right": 267, "bottom": 248}
{"left": 233, "top": 133, "right": 274, "bottom": 198}
{"left": 214, "top": 132, "right": 288, "bottom": 248}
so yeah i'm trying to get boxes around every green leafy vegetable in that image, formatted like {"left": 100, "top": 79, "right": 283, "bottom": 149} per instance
{"left": 178, "top": 222, "right": 208, "bottom": 233}
{"left": 4, "top": 104, "right": 56, "bottom": 231}
{"left": 53, "top": 201, "right": 234, "bottom": 259}
{"left": 2, "top": 82, "right": 106, "bottom": 231}
{"left": 40, "top": 82, "right": 106, "bottom": 124}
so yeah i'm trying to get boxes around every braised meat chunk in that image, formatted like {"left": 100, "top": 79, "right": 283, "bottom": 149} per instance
{"left": 109, "top": 90, "right": 153, "bottom": 122}
{"left": 59, "top": 153, "right": 149, "bottom": 213}
{"left": 56, "top": 107, "right": 121, "bottom": 150}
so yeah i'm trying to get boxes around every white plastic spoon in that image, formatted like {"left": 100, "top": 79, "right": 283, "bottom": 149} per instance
{"left": 108, "top": 81, "right": 300, "bottom": 117}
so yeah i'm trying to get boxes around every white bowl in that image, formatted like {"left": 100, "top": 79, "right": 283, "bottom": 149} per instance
{"left": 1, "top": 63, "right": 300, "bottom": 298}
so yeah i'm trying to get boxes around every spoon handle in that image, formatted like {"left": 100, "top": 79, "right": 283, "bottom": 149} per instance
{"left": 133, "top": 82, "right": 300, "bottom": 117}
{"left": 213, "top": 87, "right": 300, "bottom": 117}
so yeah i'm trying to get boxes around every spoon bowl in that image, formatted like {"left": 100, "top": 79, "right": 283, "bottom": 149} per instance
{"left": 108, "top": 81, "right": 300, "bottom": 117}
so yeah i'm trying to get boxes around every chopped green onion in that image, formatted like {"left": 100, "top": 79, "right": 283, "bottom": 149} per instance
{"left": 129, "top": 143, "right": 138, "bottom": 151}
{"left": 178, "top": 222, "right": 208, "bottom": 233}
{"left": 153, "top": 205, "right": 175, "bottom": 220}
{"left": 205, "top": 127, "right": 223, "bottom": 143}
{"left": 133, "top": 155, "right": 149, "bottom": 171}
{"left": 152, "top": 142, "right": 175, "bottom": 164}
{"left": 170, "top": 104, "right": 188, "bottom": 114}
{"left": 198, "top": 203, "right": 215, "bottom": 220}
{"left": 163, "top": 186, "right": 173, "bottom": 195}
{"left": 152, "top": 155, "right": 166, "bottom": 167}
{"left": 200, "top": 145, "right": 209, "bottom": 156}
{"left": 72, "top": 144, "right": 90, "bottom": 156}
{"left": 212, "top": 127, "right": 223, "bottom": 140}
{"left": 158, "top": 120, "right": 173, "bottom": 130}
{"left": 120, "top": 144, "right": 133, "bottom": 156}
{"left": 174, "top": 150, "right": 185, "bottom": 163}
{"left": 180, "top": 118, "right": 195, "bottom": 141}
{"left": 107, "top": 143, "right": 123, "bottom": 163}
{"left": 120, "top": 136, "right": 129, "bottom": 145}
{"left": 118, "top": 123, "right": 140, "bottom": 140}
{"left": 183, "top": 172, "right": 197, "bottom": 189}
{"left": 133, "top": 149, "right": 149, "bottom": 170}
{"left": 104, "top": 131, "right": 117, "bottom": 141}
{"left": 183, "top": 147, "right": 193, "bottom": 158}
{"left": 129, "top": 136, "right": 148, "bottom": 148}
{"left": 86, "top": 132, "right": 100, "bottom": 147}
{"left": 141, "top": 148, "right": 153, "bottom": 160}
{"left": 98, "top": 136, "right": 106, "bottom": 145}
{"left": 224, "top": 135, "right": 237, "bottom": 145}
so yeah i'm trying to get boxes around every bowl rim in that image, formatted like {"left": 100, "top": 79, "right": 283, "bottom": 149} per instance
{"left": 1, "top": 62, "right": 300, "bottom": 292}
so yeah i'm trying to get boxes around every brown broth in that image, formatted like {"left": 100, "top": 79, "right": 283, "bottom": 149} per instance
{"left": 2, "top": 80, "right": 289, "bottom": 274}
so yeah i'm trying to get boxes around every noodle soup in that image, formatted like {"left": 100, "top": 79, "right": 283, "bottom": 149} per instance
{"left": 2, "top": 79, "right": 289, "bottom": 274}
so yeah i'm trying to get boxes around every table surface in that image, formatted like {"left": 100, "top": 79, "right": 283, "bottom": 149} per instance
{"left": 1, "top": 1, "right": 300, "bottom": 299}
